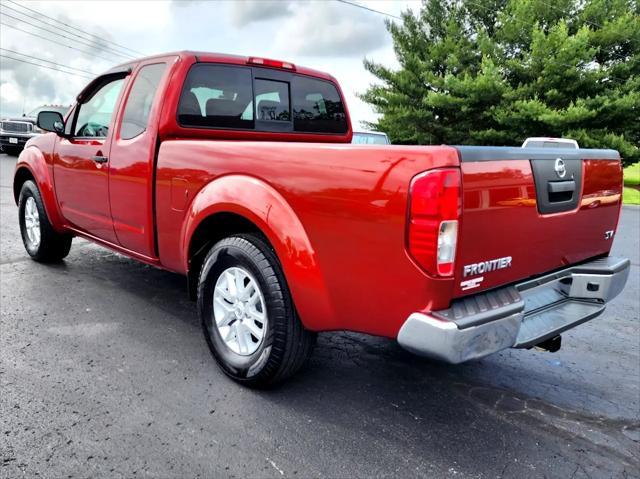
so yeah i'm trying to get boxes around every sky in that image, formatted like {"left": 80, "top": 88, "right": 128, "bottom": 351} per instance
{"left": 0, "top": 0, "right": 421, "bottom": 128}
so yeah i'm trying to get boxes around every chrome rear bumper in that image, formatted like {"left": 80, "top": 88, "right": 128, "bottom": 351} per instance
{"left": 397, "top": 256, "right": 630, "bottom": 363}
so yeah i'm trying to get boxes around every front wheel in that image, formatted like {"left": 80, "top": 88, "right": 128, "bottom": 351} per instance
{"left": 18, "top": 180, "right": 72, "bottom": 262}
{"left": 198, "top": 234, "right": 316, "bottom": 388}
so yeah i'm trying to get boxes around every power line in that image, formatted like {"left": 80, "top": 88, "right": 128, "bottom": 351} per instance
{"left": 4, "top": 0, "right": 147, "bottom": 57}
{"left": 0, "top": 53, "right": 93, "bottom": 79}
{"left": 0, "top": 48, "right": 95, "bottom": 75}
{"left": 335, "top": 0, "right": 402, "bottom": 20}
{"left": 0, "top": 21, "right": 121, "bottom": 64}
{"left": 0, "top": 9, "right": 134, "bottom": 60}
{"left": 2, "top": 2, "right": 136, "bottom": 60}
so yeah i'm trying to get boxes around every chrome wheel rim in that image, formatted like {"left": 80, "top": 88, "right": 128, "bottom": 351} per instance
{"left": 213, "top": 267, "right": 267, "bottom": 356}
{"left": 24, "top": 196, "right": 41, "bottom": 249}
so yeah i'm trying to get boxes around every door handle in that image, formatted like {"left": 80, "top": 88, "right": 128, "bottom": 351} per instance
{"left": 92, "top": 155, "right": 108, "bottom": 164}
{"left": 548, "top": 180, "right": 575, "bottom": 193}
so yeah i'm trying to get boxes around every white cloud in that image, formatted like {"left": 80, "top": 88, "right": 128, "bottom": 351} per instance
{"left": 47, "top": 0, "right": 171, "bottom": 32}
{"left": 229, "top": 0, "right": 294, "bottom": 27}
{"left": 0, "top": 0, "right": 168, "bottom": 116}
{"left": 275, "top": 1, "right": 388, "bottom": 57}
{"left": 0, "top": 63, "right": 79, "bottom": 116}
{"left": 0, "top": 0, "right": 421, "bottom": 125}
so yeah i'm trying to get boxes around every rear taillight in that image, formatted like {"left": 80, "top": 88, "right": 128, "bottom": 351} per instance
{"left": 407, "top": 168, "right": 461, "bottom": 277}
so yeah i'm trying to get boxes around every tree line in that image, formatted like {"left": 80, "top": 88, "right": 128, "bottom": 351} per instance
{"left": 362, "top": 0, "right": 639, "bottom": 166}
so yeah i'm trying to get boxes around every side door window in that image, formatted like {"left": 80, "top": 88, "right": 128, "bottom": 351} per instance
{"left": 119, "top": 63, "right": 167, "bottom": 139}
{"left": 74, "top": 78, "right": 125, "bottom": 138}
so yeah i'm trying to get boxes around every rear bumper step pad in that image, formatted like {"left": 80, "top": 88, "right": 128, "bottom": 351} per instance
{"left": 397, "top": 256, "right": 630, "bottom": 363}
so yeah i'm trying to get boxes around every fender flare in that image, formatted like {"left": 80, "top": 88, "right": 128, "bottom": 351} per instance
{"left": 181, "top": 175, "right": 333, "bottom": 331}
{"left": 13, "top": 147, "right": 66, "bottom": 233}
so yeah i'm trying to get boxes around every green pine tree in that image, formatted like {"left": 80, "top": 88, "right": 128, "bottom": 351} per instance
{"left": 361, "top": 0, "right": 639, "bottom": 166}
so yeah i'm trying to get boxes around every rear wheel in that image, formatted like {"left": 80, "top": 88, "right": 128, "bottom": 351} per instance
{"left": 18, "top": 180, "right": 72, "bottom": 262}
{"left": 198, "top": 234, "right": 316, "bottom": 388}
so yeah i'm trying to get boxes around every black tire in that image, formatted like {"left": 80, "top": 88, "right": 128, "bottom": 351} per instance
{"left": 18, "top": 180, "right": 72, "bottom": 262}
{"left": 198, "top": 234, "right": 316, "bottom": 388}
{"left": 4, "top": 146, "right": 22, "bottom": 156}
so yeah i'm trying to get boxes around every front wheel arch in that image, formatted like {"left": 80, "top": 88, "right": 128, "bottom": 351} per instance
{"left": 13, "top": 147, "right": 66, "bottom": 233}
{"left": 13, "top": 166, "right": 35, "bottom": 205}
{"left": 18, "top": 180, "right": 72, "bottom": 262}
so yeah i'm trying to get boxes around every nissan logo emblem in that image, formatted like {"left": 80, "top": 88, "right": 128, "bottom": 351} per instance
{"left": 554, "top": 158, "right": 567, "bottom": 178}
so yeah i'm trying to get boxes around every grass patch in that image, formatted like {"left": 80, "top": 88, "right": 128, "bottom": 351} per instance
{"left": 623, "top": 187, "right": 640, "bottom": 205}
{"left": 623, "top": 162, "right": 640, "bottom": 187}
{"left": 622, "top": 163, "right": 640, "bottom": 205}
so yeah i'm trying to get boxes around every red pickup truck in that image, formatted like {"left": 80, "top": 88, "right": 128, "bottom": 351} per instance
{"left": 14, "top": 51, "right": 630, "bottom": 387}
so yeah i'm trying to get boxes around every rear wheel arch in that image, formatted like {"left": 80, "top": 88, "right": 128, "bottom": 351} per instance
{"left": 182, "top": 175, "right": 334, "bottom": 331}
{"left": 186, "top": 212, "right": 269, "bottom": 301}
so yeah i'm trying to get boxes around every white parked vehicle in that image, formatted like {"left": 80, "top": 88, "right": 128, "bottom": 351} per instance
{"left": 522, "top": 137, "right": 579, "bottom": 149}
{"left": 1, "top": 105, "right": 69, "bottom": 155}
{"left": 352, "top": 131, "right": 390, "bottom": 145}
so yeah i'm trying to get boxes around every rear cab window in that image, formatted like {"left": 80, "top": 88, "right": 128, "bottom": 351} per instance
{"left": 178, "top": 65, "right": 254, "bottom": 129}
{"left": 254, "top": 79, "right": 290, "bottom": 124}
{"left": 291, "top": 75, "right": 347, "bottom": 134}
{"left": 177, "top": 63, "right": 347, "bottom": 135}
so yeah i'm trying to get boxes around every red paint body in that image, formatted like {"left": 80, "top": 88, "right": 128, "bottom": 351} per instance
{"left": 13, "top": 52, "right": 623, "bottom": 339}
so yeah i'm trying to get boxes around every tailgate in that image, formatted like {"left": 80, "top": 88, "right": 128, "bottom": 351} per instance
{"left": 453, "top": 146, "right": 623, "bottom": 298}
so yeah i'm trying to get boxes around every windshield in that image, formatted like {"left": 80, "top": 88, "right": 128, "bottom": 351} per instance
{"left": 27, "top": 106, "right": 69, "bottom": 118}
{"left": 352, "top": 132, "right": 390, "bottom": 145}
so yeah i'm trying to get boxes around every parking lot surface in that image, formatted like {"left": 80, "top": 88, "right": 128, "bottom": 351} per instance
{"left": 1, "top": 152, "right": 639, "bottom": 478}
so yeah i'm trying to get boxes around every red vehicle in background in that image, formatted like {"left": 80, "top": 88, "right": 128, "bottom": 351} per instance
{"left": 13, "top": 52, "right": 630, "bottom": 387}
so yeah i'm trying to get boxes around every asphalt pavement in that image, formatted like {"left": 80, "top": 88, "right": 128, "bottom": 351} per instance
{"left": 1, "top": 152, "right": 639, "bottom": 478}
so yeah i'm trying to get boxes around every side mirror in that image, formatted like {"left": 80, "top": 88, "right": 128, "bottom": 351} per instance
{"left": 37, "top": 111, "right": 66, "bottom": 136}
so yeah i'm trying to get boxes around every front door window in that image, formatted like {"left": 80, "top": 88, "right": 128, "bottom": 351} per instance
{"left": 74, "top": 79, "right": 124, "bottom": 138}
